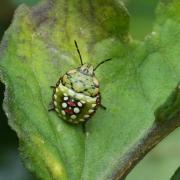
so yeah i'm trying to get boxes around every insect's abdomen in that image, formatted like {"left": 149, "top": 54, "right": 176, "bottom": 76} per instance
{"left": 53, "top": 82, "right": 100, "bottom": 124}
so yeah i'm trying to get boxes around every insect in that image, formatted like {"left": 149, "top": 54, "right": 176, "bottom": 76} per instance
{"left": 49, "top": 40, "right": 111, "bottom": 132}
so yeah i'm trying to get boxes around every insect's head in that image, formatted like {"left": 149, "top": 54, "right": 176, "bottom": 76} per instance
{"left": 61, "top": 41, "right": 112, "bottom": 97}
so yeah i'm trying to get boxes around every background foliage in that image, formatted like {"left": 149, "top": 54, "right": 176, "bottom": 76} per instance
{"left": 0, "top": 0, "right": 179, "bottom": 180}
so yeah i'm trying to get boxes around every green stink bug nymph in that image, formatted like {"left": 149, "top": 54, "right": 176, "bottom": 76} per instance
{"left": 49, "top": 41, "right": 111, "bottom": 132}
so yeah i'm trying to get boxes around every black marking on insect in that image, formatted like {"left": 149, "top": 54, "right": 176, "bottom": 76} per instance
{"left": 49, "top": 40, "right": 112, "bottom": 133}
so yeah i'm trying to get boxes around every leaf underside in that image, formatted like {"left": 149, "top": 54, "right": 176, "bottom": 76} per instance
{"left": 0, "top": 0, "right": 179, "bottom": 179}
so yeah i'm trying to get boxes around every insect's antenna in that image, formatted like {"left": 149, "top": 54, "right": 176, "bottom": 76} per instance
{"left": 94, "top": 58, "right": 112, "bottom": 71}
{"left": 74, "top": 40, "right": 83, "bottom": 65}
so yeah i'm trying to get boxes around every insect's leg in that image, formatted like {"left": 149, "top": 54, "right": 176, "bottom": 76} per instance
{"left": 100, "top": 104, "right": 107, "bottom": 110}
{"left": 48, "top": 105, "right": 55, "bottom": 111}
{"left": 50, "top": 86, "right": 56, "bottom": 89}
{"left": 48, "top": 107, "right": 55, "bottom": 111}
{"left": 82, "top": 122, "right": 86, "bottom": 133}
{"left": 48, "top": 102, "right": 55, "bottom": 111}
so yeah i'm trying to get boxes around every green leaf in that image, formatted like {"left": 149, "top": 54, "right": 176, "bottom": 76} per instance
{"left": 0, "top": 0, "right": 179, "bottom": 179}
{"left": 171, "top": 167, "right": 180, "bottom": 180}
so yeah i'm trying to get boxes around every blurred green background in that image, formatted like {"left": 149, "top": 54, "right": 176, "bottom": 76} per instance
{"left": 0, "top": 0, "right": 179, "bottom": 180}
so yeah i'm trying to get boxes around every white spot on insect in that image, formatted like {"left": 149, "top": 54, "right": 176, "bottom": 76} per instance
{"left": 77, "top": 102, "right": 82, "bottom": 107}
{"left": 54, "top": 94, "right": 57, "bottom": 99}
{"left": 79, "top": 119, "right": 85, "bottom": 122}
{"left": 69, "top": 107, "right": 72, "bottom": 110}
{"left": 92, "top": 104, "right": 96, "bottom": 108}
{"left": 71, "top": 115, "right": 77, "bottom": 119}
{"left": 64, "top": 96, "right": 68, "bottom": 101}
{"left": 61, "top": 110, "right": 66, "bottom": 115}
{"left": 74, "top": 107, "right": 80, "bottom": 114}
{"left": 68, "top": 89, "right": 75, "bottom": 96}
{"left": 54, "top": 101, "right": 57, "bottom": 106}
{"left": 62, "top": 102, "right": 67, "bottom": 108}
{"left": 88, "top": 109, "right": 94, "bottom": 113}
{"left": 84, "top": 115, "right": 90, "bottom": 118}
